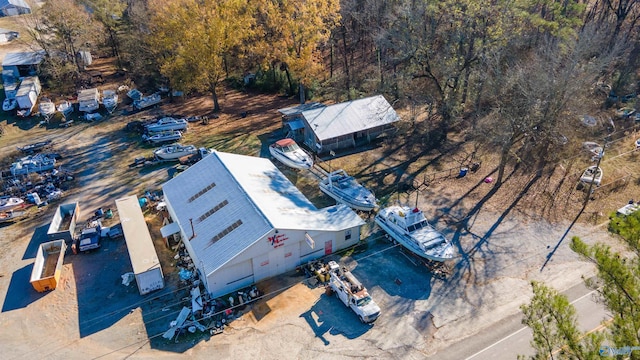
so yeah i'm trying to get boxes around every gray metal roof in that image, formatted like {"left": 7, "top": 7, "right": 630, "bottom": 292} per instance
{"left": 162, "top": 151, "right": 364, "bottom": 277}
{"left": 162, "top": 152, "right": 273, "bottom": 277}
{"left": 301, "top": 95, "right": 400, "bottom": 141}
{"left": 278, "top": 102, "right": 325, "bottom": 118}
{"left": 2, "top": 51, "right": 44, "bottom": 66}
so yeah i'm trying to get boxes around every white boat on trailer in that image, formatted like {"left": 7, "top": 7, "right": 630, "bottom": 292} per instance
{"left": 0, "top": 196, "right": 25, "bottom": 212}
{"left": 56, "top": 100, "right": 73, "bottom": 116}
{"left": 102, "top": 90, "right": 118, "bottom": 113}
{"left": 0, "top": 209, "right": 26, "bottom": 223}
{"left": 375, "top": 205, "right": 455, "bottom": 262}
{"left": 269, "top": 138, "right": 313, "bottom": 170}
{"left": 143, "top": 130, "right": 183, "bottom": 144}
{"left": 39, "top": 97, "right": 56, "bottom": 118}
{"left": 145, "top": 117, "right": 188, "bottom": 133}
{"left": 580, "top": 165, "right": 603, "bottom": 186}
{"left": 319, "top": 169, "right": 378, "bottom": 211}
{"left": 153, "top": 143, "right": 198, "bottom": 161}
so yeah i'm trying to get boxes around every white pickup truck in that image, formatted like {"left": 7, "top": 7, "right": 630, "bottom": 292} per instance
{"left": 327, "top": 261, "right": 381, "bottom": 324}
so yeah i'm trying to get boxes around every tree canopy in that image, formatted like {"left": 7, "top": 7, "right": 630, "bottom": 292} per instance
{"left": 520, "top": 213, "right": 640, "bottom": 359}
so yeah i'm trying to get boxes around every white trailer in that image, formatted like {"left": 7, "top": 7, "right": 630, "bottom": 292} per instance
{"left": 115, "top": 195, "right": 164, "bottom": 295}
{"left": 16, "top": 76, "right": 41, "bottom": 111}
{"left": 327, "top": 261, "right": 381, "bottom": 323}
{"left": 78, "top": 88, "right": 100, "bottom": 113}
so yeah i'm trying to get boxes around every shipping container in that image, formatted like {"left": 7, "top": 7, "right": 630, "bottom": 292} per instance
{"left": 115, "top": 195, "right": 164, "bottom": 295}
{"left": 47, "top": 202, "right": 80, "bottom": 242}
{"left": 30, "top": 240, "right": 66, "bottom": 292}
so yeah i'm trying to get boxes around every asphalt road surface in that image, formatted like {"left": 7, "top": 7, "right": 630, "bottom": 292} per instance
{"left": 428, "top": 279, "right": 610, "bottom": 360}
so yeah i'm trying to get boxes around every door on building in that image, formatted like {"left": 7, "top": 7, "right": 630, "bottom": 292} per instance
{"left": 283, "top": 242, "right": 300, "bottom": 272}
{"left": 324, "top": 240, "right": 332, "bottom": 255}
{"left": 268, "top": 245, "right": 285, "bottom": 277}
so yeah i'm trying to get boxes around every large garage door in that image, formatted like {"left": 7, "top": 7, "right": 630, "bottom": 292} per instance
{"left": 220, "top": 260, "right": 254, "bottom": 288}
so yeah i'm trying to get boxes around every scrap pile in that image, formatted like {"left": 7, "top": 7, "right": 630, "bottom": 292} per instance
{"left": 1, "top": 167, "right": 73, "bottom": 207}
{"left": 162, "top": 244, "right": 262, "bottom": 342}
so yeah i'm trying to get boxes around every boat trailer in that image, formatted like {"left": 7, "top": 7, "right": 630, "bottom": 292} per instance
{"left": 383, "top": 233, "right": 452, "bottom": 279}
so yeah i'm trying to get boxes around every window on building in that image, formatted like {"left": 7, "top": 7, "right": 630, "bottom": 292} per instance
{"left": 345, "top": 229, "right": 351, "bottom": 240}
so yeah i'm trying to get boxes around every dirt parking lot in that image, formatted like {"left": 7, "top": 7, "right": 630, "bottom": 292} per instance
{"left": 0, "top": 55, "right": 628, "bottom": 358}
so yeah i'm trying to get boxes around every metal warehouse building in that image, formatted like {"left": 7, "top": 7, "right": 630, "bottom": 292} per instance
{"left": 161, "top": 151, "right": 365, "bottom": 298}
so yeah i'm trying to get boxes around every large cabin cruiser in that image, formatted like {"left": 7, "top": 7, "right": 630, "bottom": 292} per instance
{"left": 375, "top": 205, "right": 455, "bottom": 262}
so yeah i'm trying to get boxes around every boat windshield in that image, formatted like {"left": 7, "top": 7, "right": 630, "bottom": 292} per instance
{"left": 282, "top": 143, "right": 300, "bottom": 152}
{"left": 357, "top": 296, "right": 372, "bottom": 307}
{"left": 407, "top": 220, "right": 428, "bottom": 232}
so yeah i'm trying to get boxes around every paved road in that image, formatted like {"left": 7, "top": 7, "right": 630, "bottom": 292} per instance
{"left": 428, "top": 279, "right": 610, "bottom": 360}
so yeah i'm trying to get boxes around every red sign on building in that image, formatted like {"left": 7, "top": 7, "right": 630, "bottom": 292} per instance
{"left": 268, "top": 233, "right": 288, "bottom": 248}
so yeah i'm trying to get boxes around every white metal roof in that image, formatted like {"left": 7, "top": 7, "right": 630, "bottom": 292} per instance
{"left": 301, "top": 95, "right": 400, "bottom": 141}
{"left": 115, "top": 195, "right": 162, "bottom": 275}
{"left": 2, "top": 51, "right": 43, "bottom": 66}
{"left": 162, "top": 151, "right": 364, "bottom": 276}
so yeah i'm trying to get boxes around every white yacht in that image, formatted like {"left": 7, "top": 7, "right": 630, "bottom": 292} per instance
{"left": 375, "top": 205, "right": 455, "bottom": 262}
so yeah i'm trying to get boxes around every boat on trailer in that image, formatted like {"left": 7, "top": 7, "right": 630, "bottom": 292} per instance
{"left": 56, "top": 100, "right": 73, "bottom": 116}
{"left": 319, "top": 169, "right": 378, "bottom": 211}
{"left": 145, "top": 117, "right": 188, "bottom": 133}
{"left": 269, "top": 138, "right": 313, "bottom": 170}
{"left": 580, "top": 165, "right": 603, "bottom": 186}
{"left": 153, "top": 143, "right": 198, "bottom": 161}
{"left": 375, "top": 205, "right": 455, "bottom": 262}
{"left": 143, "top": 130, "right": 183, "bottom": 144}
{"left": 39, "top": 98, "right": 56, "bottom": 118}
{"left": 102, "top": 90, "right": 118, "bottom": 113}
{"left": 0, "top": 196, "right": 25, "bottom": 212}
{"left": 0, "top": 209, "right": 26, "bottom": 223}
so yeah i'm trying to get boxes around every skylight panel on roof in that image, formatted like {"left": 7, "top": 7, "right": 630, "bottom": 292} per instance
{"left": 197, "top": 199, "right": 229, "bottom": 223}
{"left": 188, "top": 182, "right": 216, "bottom": 202}
{"left": 204, "top": 219, "right": 243, "bottom": 247}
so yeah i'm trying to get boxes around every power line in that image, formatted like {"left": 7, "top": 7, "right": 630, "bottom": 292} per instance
{"left": 22, "top": 232, "right": 405, "bottom": 360}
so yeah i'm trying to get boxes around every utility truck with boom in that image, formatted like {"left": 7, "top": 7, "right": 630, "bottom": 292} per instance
{"left": 327, "top": 261, "right": 381, "bottom": 323}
